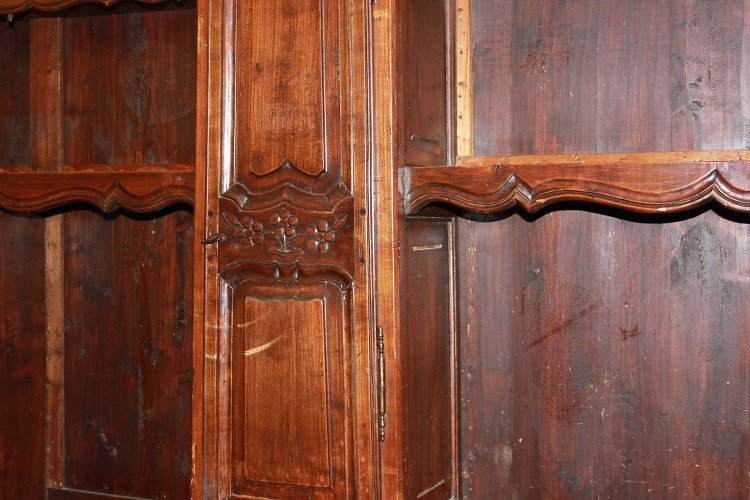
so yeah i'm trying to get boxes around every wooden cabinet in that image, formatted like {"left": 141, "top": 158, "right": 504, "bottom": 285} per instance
{"left": 1, "top": 0, "right": 749, "bottom": 498}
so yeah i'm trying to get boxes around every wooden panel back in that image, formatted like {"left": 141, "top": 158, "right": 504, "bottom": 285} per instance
{"left": 0, "top": 19, "right": 30, "bottom": 165}
{"left": 401, "top": 218, "right": 457, "bottom": 499}
{"left": 62, "top": 6, "right": 196, "bottom": 165}
{"left": 461, "top": 1, "right": 750, "bottom": 496}
{"left": 63, "top": 209, "right": 193, "bottom": 498}
{"left": 0, "top": 213, "right": 46, "bottom": 499}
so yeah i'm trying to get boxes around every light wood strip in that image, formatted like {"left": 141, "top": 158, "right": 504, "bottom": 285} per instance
{"left": 30, "top": 16, "right": 65, "bottom": 488}
{"left": 455, "top": 0, "right": 473, "bottom": 157}
{"left": 457, "top": 150, "right": 750, "bottom": 167}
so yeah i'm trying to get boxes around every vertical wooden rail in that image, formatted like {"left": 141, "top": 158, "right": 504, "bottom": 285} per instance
{"left": 30, "top": 17, "right": 65, "bottom": 489}
{"left": 455, "top": 0, "right": 472, "bottom": 157}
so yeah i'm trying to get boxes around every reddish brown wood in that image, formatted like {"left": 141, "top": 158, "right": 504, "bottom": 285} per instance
{"left": 228, "top": 280, "right": 352, "bottom": 499}
{"left": 401, "top": 218, "right": 457, "bottom": 499}
{"left": 459, "top": 209, "right": 750, "bottom": 498}
{"left": 63, "top": 208, "right": 194, "bottom": 499}
{"left": 0, "top": 212, "right": 47, "bottom": 499}
{"left": 0, "top": 0, "right": 174, "bottom": 15}
{"left": 201, "top": 0, "right": 375, "bottom": 497}
{"left": 0, "top": 167, "right": 195, "bottom": 213}
{"left": 403, "top": 152, "right": 750, "bottom": 215}
{"left": 29, "top": 16, "right": 66, "bottom": 490}
{"left": 0, "top": 18, "right": 29, "bottom": 165}
{"left": 62, "top": 5, "right": 196, "bottom": 166}
{"left": 400, "top": 0, "right": 449, "bottom": 166}
{"left": 454, "top": 3, "right": 750, "bottom": 498}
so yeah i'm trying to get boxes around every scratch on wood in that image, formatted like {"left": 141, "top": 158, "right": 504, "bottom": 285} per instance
{"left": 413, "top": 244, "right": 444, "bottom": 252}
{"left": 527, "top": 299, "right": 605, "bottom": 350}
{"left": 244, "top": 335, "right": 285, "bottom": 356}
{"left": 417, "top": 478, "right": 446, "bottom": 498}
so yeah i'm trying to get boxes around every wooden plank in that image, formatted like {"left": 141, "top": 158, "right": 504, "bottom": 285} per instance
{"left": 62, "top": 6, "right": 196, "bottom": 166}
{"left": 29, "top": 17, "right": 65, "bottom": 489}
{"left": 0, "top": 17, "right": 29, "bottom": 165}
{"left": 455, "top": 0, "right": 472, "bottom": 157}
{"left": 62, "top": 209, "right": 194, "bottom": 499}
{"left": 401, "top": 218, "right": 458, "bottom": 499}
{"left": 0, "top": 213, "right": 47, "bottom": 500}
{"left": 458, "top": 150, "right": 750, "bottom": 167}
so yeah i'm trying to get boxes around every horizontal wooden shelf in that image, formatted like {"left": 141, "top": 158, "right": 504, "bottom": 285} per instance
{"left": 0, "top": 163, "right": 194, "bottom": 213}
{"left": 0, "top": 0, "right": 167, "bottom": 14}
{"left": 402, "top": 151, "right": 750, "bottom": 215}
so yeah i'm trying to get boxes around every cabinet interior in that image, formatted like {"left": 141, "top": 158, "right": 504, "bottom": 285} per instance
{"left": 399, "top": 1, "right": 750, "bottom": 498}
{"left": 0, "top": 3, "right": 196, "bottom": 498}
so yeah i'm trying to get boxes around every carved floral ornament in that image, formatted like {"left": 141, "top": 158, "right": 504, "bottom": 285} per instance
{"left": 223, "top": 205, "right": 347, "bottom": 256}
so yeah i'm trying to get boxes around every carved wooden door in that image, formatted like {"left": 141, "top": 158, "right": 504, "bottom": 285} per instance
{"left": 198, "top": 0, "right": 374, "bottom": 498}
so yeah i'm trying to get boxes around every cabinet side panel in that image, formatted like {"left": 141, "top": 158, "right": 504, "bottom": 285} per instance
{"left": 401, "top": 219, "right": 456, "bottom": 499}
{"left": 63, "top": 209, "right": 193, "bottom": 499}
{"left": 0, "top": 213, "right": 46, "bottom": 499}
{"left": 400, "top": 0, "right": 449, "bottom": 165}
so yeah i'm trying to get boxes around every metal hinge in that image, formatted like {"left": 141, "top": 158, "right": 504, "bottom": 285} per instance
{"left": 376, "top": 326, "right": 386, "bottom": 442}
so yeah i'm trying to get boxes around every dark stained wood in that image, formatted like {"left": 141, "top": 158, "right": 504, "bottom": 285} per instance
{"left": 0, "top": 17, "right": 30, "bottom": 165}
{"left": 63, "top": 208, "right": 193, "bottom": 499}
{"left": 459, "top": 208, "right": 750, "bottom": 498}
{"left": 0, "top": 212, "right": 47, "bottom": 499}
{"left": 401, "top": 218, "right": 457, "bottom": 499}
{"left": 455, "top": 2, "right": 750, "bottom": 497}
{"left": 472, "top": 0, "right": 750, "bottom": 156}
{"left": 62, "top": 5, "right": 196, "bottom": 166}
{"left": 0, "top": 166, "right": 195, "bottom": 213}
{"left": 402, "top": 151, "right": 750, "bottom": 215}
{"left": 399, "top": 0, "right": 449, "bottom": 166}
{"left": 0, "top": 0, "right": 172, "bottom": 15}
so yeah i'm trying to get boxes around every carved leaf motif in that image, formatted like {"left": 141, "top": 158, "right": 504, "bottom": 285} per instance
{"left": 223, "top": 212, "right": 243, "bottom": 228}
{"left": 331, "top": 214, "right": 348, "bottom": 230}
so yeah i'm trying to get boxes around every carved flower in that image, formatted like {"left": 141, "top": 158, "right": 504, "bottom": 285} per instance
{"left": 224, "top": 213, "right": 264, "bottom": 247}
{"left": 270, "top": 207, "right": 299, "bottom": 238}
{"left": 306, "top": 215, "right": 347, "bottom": 253}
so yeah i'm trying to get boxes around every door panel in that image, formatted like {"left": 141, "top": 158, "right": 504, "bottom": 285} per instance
{"left": 205, "top": 0, "right": 368, "bottom": 497}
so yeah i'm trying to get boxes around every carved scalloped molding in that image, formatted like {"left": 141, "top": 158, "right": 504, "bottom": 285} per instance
{"left": 219, "top": 260, "right": 352, "bottom": 290}
{"left": 403, "top": 159, "right": 750, "bottom": 215}
{"left": 221, "top": 161, "right": 352, "bottom": 212}
{"left": 0, "top": 0, "right": 167, "bottom": 14}
{"left": 0, "top": 172, "right": 194, "bottom": 213}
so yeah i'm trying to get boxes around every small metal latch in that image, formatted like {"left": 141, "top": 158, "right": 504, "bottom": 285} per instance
{"left": 376, "top": 326, "right": 386, "bottom": 442}
{"left": 201, "top": 233, "right": 226, "bottom": 245}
